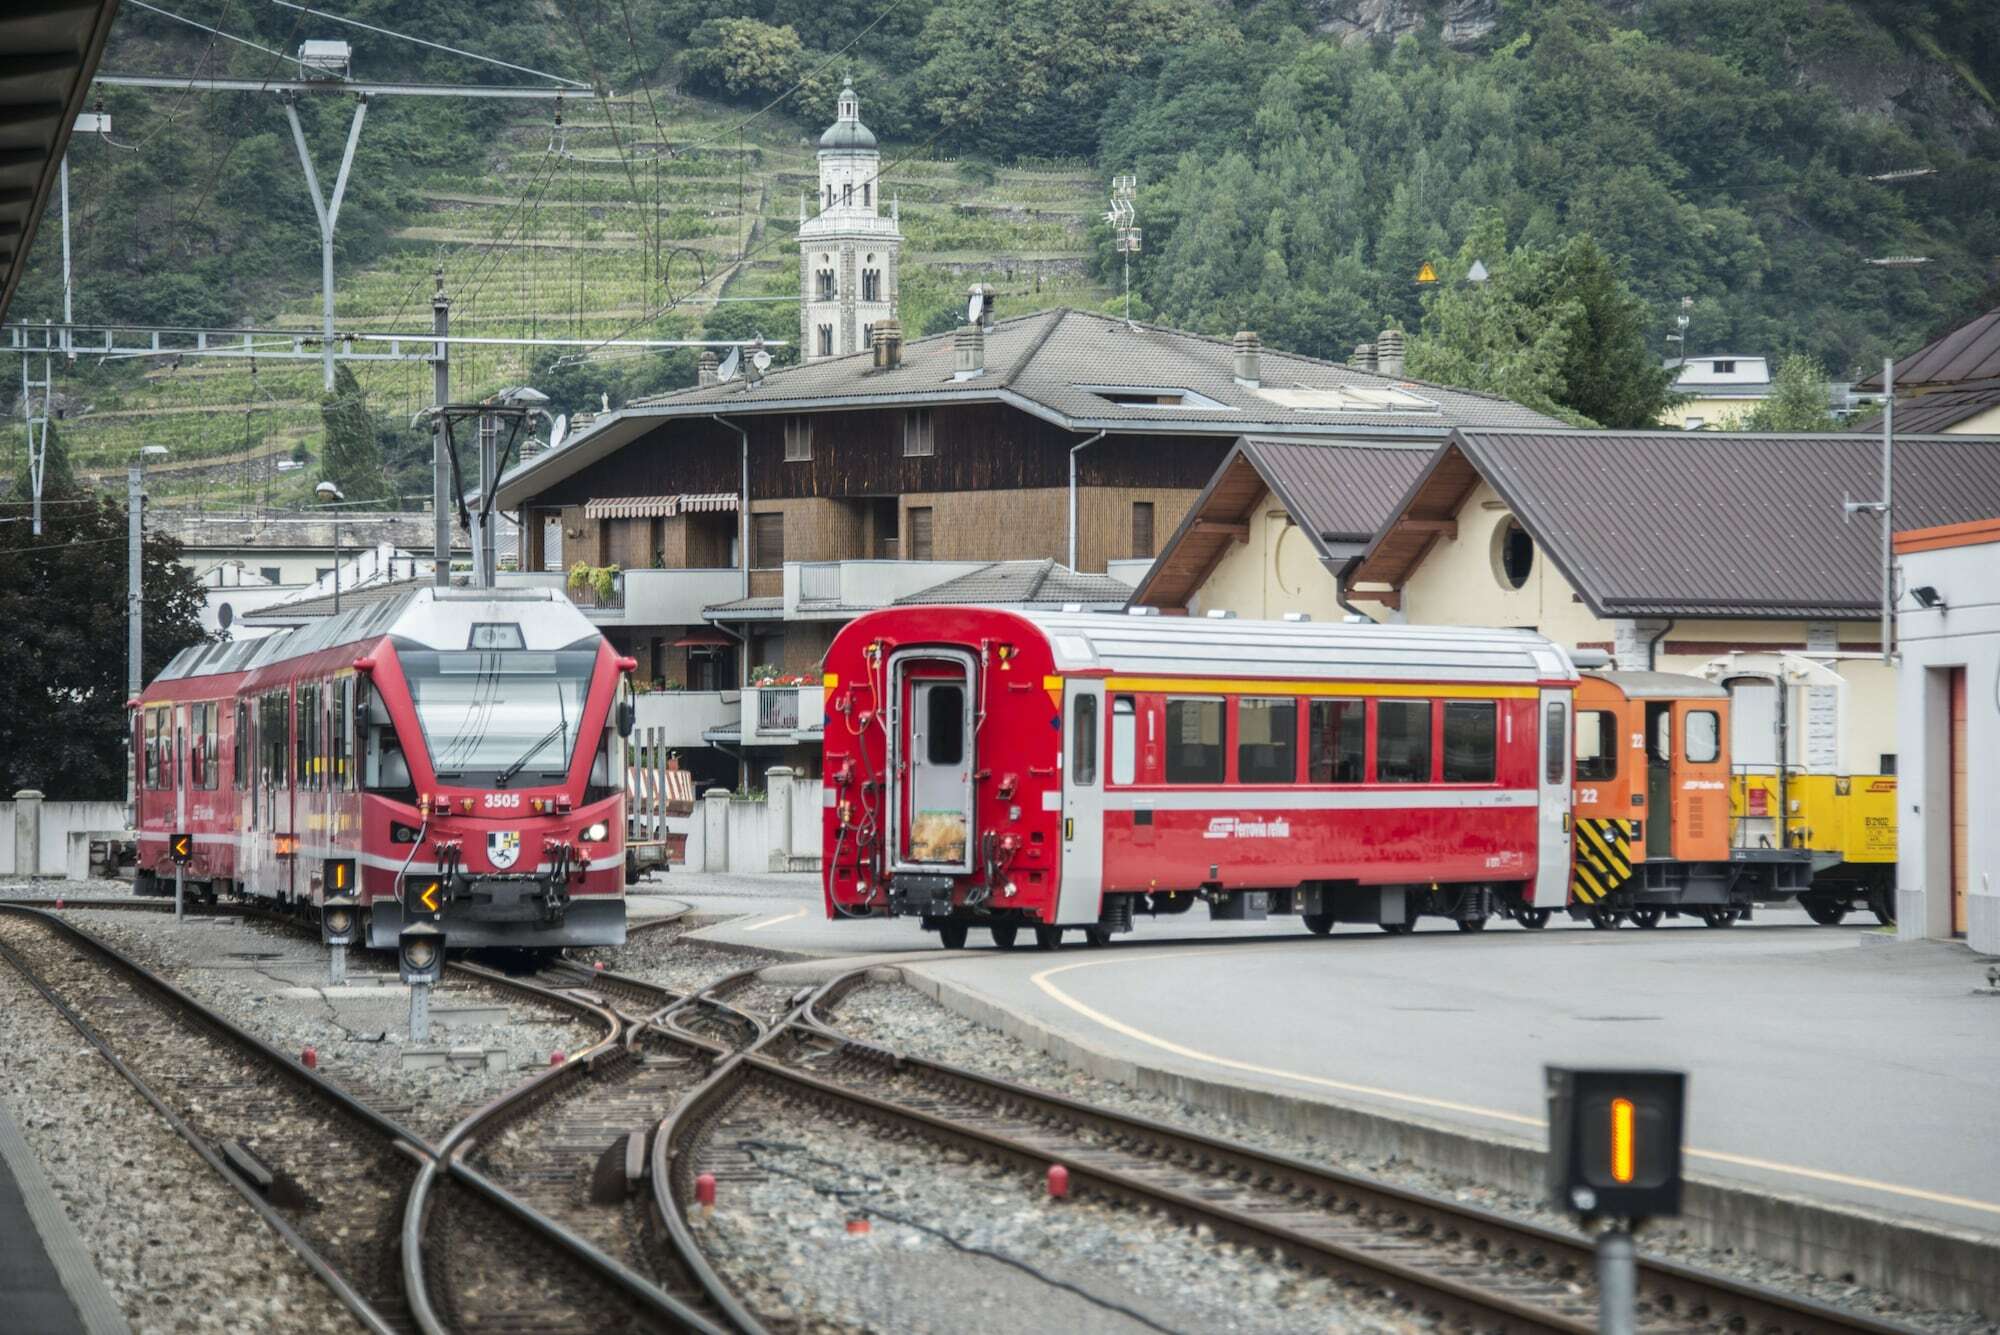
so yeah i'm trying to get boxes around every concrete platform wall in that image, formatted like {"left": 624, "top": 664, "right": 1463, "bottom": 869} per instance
{"left": 680, "top": 770, "right": 823, "bottom": 874}
{"left": 1, "top": 795, "right": 130, "bottom": 880}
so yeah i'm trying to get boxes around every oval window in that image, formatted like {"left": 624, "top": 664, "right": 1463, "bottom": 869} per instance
{"left": 1493, "top": 518, "right": 1533, "bottom": 590}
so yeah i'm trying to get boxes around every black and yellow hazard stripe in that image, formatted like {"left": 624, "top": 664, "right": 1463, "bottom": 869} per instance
{"left": 1571, "top": 818, "right": 1637, "bottom": 904}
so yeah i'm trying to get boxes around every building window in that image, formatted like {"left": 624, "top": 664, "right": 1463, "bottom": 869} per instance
{"left": 1712, "top": 359, "right": 1736, "bottom": 374}
{"left": 843, "top": 183, "right": 852, "bottom": 207}
{"left": 815, "top": 269, "right": 835, "bottom": 301}
{"left": 903, "top": 408, "right": 934, "bottom": 457}
{"left": 1376, "top": 700, "right": 1433, "bottom": 783}
{"left": 863, "top": 183, "right": 870, "bottom": 207}
{"left": 1131, "top": 502, "right": 1155, "bottom": 560}
{"left": 1683, "top": 416, "right": 1706, "bottom": 431}
{"left": 907, "top": 507, "right": 934, "bottom": 561}
{"left": 259, "top": 565, "right": 282, "bottom": 584}
{"left": 1236, "top": 698, "right": 1296, "bottom": 784}
{"left": 862, "top": 322, "right": 874, "bottom": 349}
{"left": 1441, "top": 701, "right": 1496, "bottom": 783}
{"left": 784, "top": 416, "right": 812, "bottom": 462}
{"left": 751, "top": 512, "right": 785, "bottom": 568}
{"left": 817, "top": 325, "right": 834, "bottom": 358}
{"left": 1164, "top": 698, "right": 1225, "bottom": 784}
{"left": 1493, "top": 518, "right": 1532, "bottom": 590}
{"left": 315, "top": 567, "right": 334, "bottom": 581}
{"left": 862, "top": 268, "right": 881, "bottom": 302}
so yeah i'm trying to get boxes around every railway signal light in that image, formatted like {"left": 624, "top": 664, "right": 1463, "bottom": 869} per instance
{"left": 320, "top": 893, "right": 358, "bottom": 947}
{"left": 1546, "top": 1067, "right": 1686, "bottom": 1222}
{"left": 404, "top": 875, "right": 447, "bottom": 922}
{"left": 398, "top": 921, "right": 444, "bottom": 986}
{"left": 170, "top": 832, "right": 193, "bottom": 865}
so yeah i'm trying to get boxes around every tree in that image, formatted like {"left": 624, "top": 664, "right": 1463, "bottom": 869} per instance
{"left": 0, "top": 497, "right": 207, "bottom": 799}
{"left": 681, "top": 19, "right": 808, "bottom": 103}
{"left": 1406, "top": 216, "right": 1676, "bottom": 427}
{"left": 1740, "top": 355, "right": 1840, "bottom": 431}
{"left": 320, "top": 364, "right": 388, "bottom": 504}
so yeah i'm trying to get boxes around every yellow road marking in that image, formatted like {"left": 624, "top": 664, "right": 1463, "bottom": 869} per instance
{"left": 741, "top": 908, "right": 806, "bottom": 932}
{"left": 1027, "top": 950, "right": 2000, "bottom": 1219}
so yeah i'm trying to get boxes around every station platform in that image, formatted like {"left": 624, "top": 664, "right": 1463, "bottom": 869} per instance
{"left": 0, "top": 1103, "right": 128, "bottom": 1335}
{"left": 665, "top": 871, "right": 2000, "bottom": 1242}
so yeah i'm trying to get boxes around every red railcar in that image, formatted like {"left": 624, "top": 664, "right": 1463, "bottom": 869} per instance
{"left": 821, "top": 608, "right": 1580, "bottom": 947}
{"left": 134, "top": 586, "right": 635, "bottom": 950}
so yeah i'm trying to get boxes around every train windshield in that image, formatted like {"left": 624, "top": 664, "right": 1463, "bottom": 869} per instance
{"left": 398, "top": 647, "right": 598, "bottom": 784}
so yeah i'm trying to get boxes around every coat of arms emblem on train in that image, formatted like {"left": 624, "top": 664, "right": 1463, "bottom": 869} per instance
{"left": 488, "top": 830, "right": 521, "bottom": 870}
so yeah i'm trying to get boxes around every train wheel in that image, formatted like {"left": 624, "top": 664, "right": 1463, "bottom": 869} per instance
{"left": 1456, "top": 915, "right": 1489, "bottom": 933}
{"left": 1302, "top": 911, "right": 1334, "bottom": 936}
{"left": 1515, "top": 908, "right": 1550, "bottom": 930}
{"left": 1801, "top": 896, "right": 1847, "bottom": 926}
{"left": 1034, "top": 926, "right": 1064, "bottom": 951}
{"left": 989, "top": 924, "right": 1018, "bottom": 950}
{"left": 1630, "top": 908, "right": 1663, "bottom": 929}
{"left": 1588, "top": 908, "right": 1624, "bottom": 930}
{"left": 937, "top": 922, "right": 969, "bottom": 950}
{"left": 1083, "top": 925, "right": 1113, "bottom": 948}
{"left": 1698, "top": 907, "right": 1739, "bottom": 928}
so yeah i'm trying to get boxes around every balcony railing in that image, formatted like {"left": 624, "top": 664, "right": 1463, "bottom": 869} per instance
{"left": 743, "top": 685, "right": 825, "bottom": 742}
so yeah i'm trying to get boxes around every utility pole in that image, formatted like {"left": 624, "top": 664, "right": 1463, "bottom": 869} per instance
{"left": 476, "top": 412, "right": 498, "bottom": 587}
{"left": 432, "top": 269, "right": 451, "bottom": 586}
{"left": 1879, "top": 358, "right": 1894, "bottom": 666}
{"left": 284, "top": 92, "right": 371, "bottom": 392}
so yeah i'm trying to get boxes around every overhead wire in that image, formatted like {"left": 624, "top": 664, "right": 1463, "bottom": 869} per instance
{"left": 263, "top": 0, "right": 589, "bottom": 89}
{"left": 125, "top": 0, "right": 301, "bottom": 68}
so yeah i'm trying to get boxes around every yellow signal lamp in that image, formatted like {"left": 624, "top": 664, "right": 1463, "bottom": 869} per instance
{"left": 1546, "top": 1067, "right": 1685, "bottom": 1222}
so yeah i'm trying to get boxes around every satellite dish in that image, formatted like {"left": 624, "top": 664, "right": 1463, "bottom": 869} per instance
{"left": 966, "top": 289, "right": 984, "bottom": 325}
{"left": 549, "top": 414, "right": 568, "bottom": 450}
{"left": 218, "top": 602, "right": 234, "bottom": 629}
{"left": 750, "top": 348, "right": 772, "bottom": 372}
{"left": 716, "top": 347, "right": 741, "bottom": 382}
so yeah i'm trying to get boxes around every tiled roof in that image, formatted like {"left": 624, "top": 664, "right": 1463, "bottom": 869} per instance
{"left": 1849, "top": 386, "right": 2000, "bottom": 434}
{"left": 1858, "top": 306, "right": 2000, "bottom": 391}
{"left": 1354, "top": 429, "right": 2000, "bottom": 620}
{"left": 893, "top": 560, "right": 1134, "bottom": 607}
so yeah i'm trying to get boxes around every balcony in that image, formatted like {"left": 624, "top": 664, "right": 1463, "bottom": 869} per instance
{"left": 632, "top": 688, "right": 741, "bottom": 749}
{"left": 500, "top": 568, "right": 744, "bottom": 627}
{"left": 741, "top": 685, "right": 825, "bottom": 744}
{"left": 786, "top": 560, "right": 991, "bottom": 616}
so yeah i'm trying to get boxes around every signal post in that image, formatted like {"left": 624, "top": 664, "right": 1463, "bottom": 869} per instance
{"left": 169, "top": 830, "right": 192, "bottom": 924}
{"left": 400, "top": 875, "right": 447, "bottom": 1042}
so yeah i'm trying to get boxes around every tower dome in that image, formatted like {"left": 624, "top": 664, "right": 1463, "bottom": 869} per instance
{"left": 818, "top": 77, "right": 877, "bottom": 152}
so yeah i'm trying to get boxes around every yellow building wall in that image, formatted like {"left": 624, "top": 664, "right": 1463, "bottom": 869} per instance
{"left": 1658, "top": 395, "right": 1758, "bottom": 430}
{"left": 1186, "top": 491, "right": 1343, "bottom": 620}
{"left": 1944, "top": 402, "right": 2000, "bottom": 433}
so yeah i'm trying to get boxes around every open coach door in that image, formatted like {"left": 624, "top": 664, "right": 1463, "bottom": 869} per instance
{"left": 888, "top": 648, "right": 977, "bottom": 877}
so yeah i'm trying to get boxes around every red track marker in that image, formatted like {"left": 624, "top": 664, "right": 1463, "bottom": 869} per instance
{"left": 1047, "top": 1164, "right": 1069, "bottom": 1199}
{"left": 300, "top": 1046, "right": 317, "bottom": 1069}
{"left": 550, "top": 1051, "right": 566, "bottom": 1067}
{"left": 695, "top": 1172, "right": 717, "bottom": 1211}
{"left": 846, "top": 1217, "right": 871, "bottom": 1235}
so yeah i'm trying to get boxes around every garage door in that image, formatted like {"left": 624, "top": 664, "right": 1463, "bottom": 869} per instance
{"left": 1950, "top": 668, "right": 1967, "bottom": 938}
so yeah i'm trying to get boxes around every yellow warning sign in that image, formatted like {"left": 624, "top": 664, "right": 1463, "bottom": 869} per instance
{"left": 1415, "top": 261, "right": 1439, "bottom": 284}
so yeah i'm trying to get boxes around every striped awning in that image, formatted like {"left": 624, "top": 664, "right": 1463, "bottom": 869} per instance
{"left": 583, "top": 493, "right": 741, "bottom": 520}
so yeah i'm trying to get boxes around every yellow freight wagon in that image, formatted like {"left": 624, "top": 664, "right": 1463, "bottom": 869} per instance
{"left": 1729, "top": 772, "right": 1896, "bottom": 923}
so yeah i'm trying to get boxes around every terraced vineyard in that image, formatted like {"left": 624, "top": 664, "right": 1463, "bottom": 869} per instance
{"left": 50, "top": 92, "right": 1112, "bottom": 508}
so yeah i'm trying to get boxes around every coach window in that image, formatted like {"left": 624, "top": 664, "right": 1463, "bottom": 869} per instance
{"left": 234, "top": 702, "right": 250, "bottom": 790}
{"left": 1575, "top": 710, "right": 1618, "bottom": 781}
{"left": 1376, "top": 700, "right": 1433, "bottom": 783}
{"left": 1164, "top": 697, "right": 1224, "bottom": 783}
{"left": 1237, "top": 698, "right": 1296, "bottom": 784}
{"left": 1545, "top": 701, "right": 1568, "bottom": 785}
{"left": 1685, "top": 710, "right": 1720, "bottom": 764}
{"left": 1071, "top": 693, "right": 1098, "bottom": 785}
{"left": 1110, "top": 696, "right": 1136, "bottom": 785}
{"left": 295, "top": 685, "right": 313, "bottom": 791}
{"left": 142, "top": 709, "right": 158, "bottom": 789}
{"left": 1308, "top": 699, "right": 1364, "bottom": 782}
{"left": 1441, "top": 701, "right": 1497, "bottom": 783}
{"left": 201, "top": 703, "right": 221, "bottom": 790}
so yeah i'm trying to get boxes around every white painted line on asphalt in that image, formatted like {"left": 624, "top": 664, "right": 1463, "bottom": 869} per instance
{"left": 1029, "top": 951, "right": 2000, "bottom": 1221}
{"left": 741, "top": 908, "right": 806, "bottom": 933}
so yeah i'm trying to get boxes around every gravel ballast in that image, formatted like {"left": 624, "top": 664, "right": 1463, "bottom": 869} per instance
{"left": 57, "top": 908, "right": 600, "bottom": 1140}
{"left": 0, "top": 932, "right": 357, "bottom": 1334}
{"left": 832, "top": 981, "right": 1996, "bottom": 1335}
{"left": 695, "top": 1089, "right": 1424, "bottom": 1335}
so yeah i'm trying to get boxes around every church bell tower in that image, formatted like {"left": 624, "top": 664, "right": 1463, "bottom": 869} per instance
{"left": 798, "top": 77, "right": 901, "bottom": 363}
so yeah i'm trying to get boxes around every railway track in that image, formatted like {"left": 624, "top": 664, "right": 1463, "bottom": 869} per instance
{"left": 657, "top": 969, "right": 1920, "bottom": 1335}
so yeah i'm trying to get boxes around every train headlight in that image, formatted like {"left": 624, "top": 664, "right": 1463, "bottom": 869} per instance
{"left": 581, "top": 821, "right": 609, "bottom": 843}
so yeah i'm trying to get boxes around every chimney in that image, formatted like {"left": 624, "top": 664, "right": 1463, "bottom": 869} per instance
{"left": 697, "top": 349, "right": 719, "bottom": 387}
{"left": 1232, "top": 330, "right": 1261, "bottom": 388}
{"left": 1376, "top": 329, "right": 1405, "bottom": 379}
{"left": 1350, "top": 342, "right": 1376, "bottom": 373}
{"left": 873, "top": 317, "right": 903, "bottom": 370}
{"left": 953, "top": 323, "right": 985, "bottom": 380}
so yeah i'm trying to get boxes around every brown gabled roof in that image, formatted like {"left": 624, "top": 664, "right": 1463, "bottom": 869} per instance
{"left": 1857, "top": 307, "right": 2000, "bottom": 391}
{"left": 1129, "top": 436, "right": 1433, "bottom": 608}
{"left": 1849, "top": 385, "right": 2000, "bottom": 434}
{"left": 1352, "top": 428, "right": 2000, "bottom": 620}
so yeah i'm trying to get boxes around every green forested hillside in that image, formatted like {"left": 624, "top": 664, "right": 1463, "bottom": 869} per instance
{"left": 5, "top": 0, "right": 1996, "bottom": 501}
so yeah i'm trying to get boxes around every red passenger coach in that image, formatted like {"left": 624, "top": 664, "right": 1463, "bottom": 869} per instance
{"left": 822, "top": 609, "right": 1581, "bottom": 947}
{"left": 134, "top": 586, "right": 636, "bottom": 951}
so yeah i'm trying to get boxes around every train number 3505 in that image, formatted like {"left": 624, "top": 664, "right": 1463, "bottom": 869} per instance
{"left": 483, "top": 792, "right": 522, "bottom": 810}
